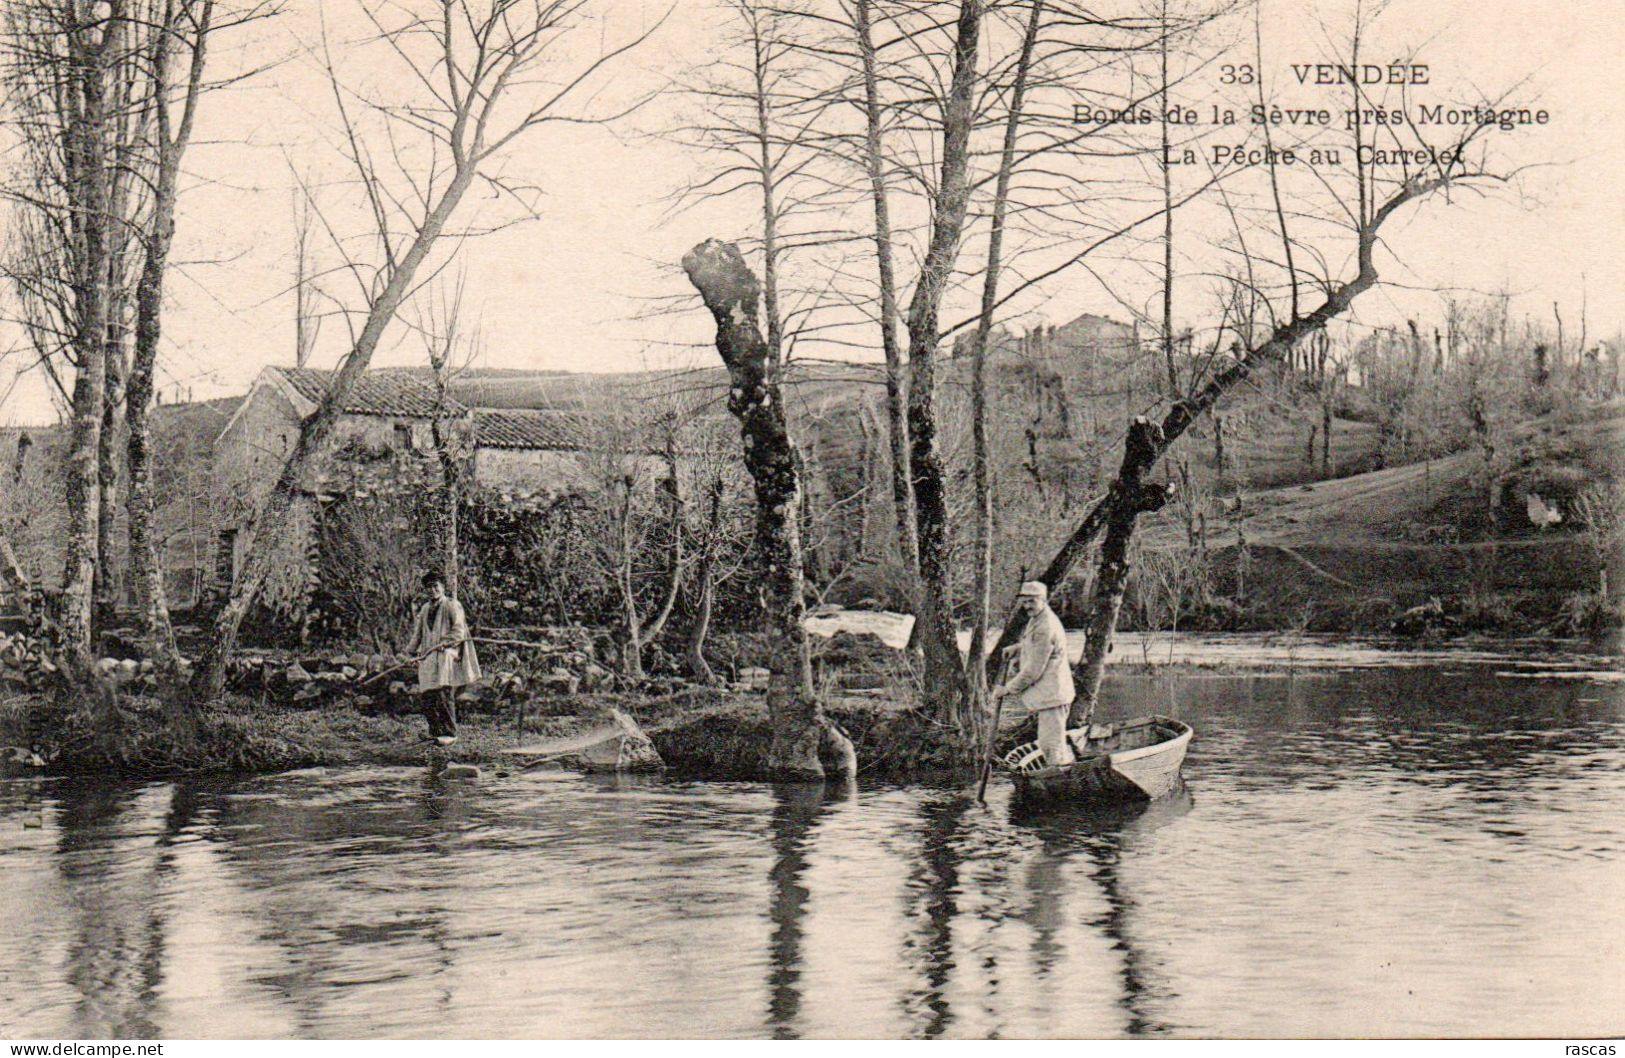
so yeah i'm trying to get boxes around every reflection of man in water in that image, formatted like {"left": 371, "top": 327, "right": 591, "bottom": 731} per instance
{"left": 995, "top": 581, "right": 1076, "bottom": 767}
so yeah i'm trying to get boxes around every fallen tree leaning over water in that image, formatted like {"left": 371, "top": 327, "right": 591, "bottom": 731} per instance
{"left": 992, "top": 164, "right": 1509, "bottom": 726}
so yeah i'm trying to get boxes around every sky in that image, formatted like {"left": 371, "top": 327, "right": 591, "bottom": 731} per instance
{"left": 1, "top": 0, "right": 1621, "bottom": 426}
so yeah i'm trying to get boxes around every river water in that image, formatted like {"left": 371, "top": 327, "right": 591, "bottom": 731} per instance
{"left": 2, "top": 641, "right": 1623, "bottom": 1039}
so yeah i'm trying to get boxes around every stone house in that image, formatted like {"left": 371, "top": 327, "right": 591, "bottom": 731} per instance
{"left": 211, "top": 366, "right": 655, "bottom": 600}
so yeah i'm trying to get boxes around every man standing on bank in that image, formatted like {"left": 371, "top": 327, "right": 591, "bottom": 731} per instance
{"left": 405, "top": 570, "right": 482, "bottom": 745}
{"left": 993, "top": 581, "right": 1076, "bottom": 767}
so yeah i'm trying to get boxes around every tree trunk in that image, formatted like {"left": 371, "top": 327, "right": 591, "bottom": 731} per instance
{"left": 129, "top": 250, "right": 179, "bottom": 661}
{"left": 687, "top": 477, "right": 724, "bottom": 686}
{"left": 1159, "top": 0, "right": 1179, "bottom": 398}
{"left": 637, "top": 442, "right": 685, "bottom": 644}
{"left": 190, "top": 164, "right": 480, "bottom": 701}
{"left": 902, "top": 0, "right": 984, "bottom": 727}
{"left": 125, "top": 0, "right": 208, "bottom": 669}
{"left": 687, "top": 556, "right": 717, "bottom": 686}
{"left": 853, "top": 0, "right": 919, "bottom": 581}
{"left": 683, "top": 239, "right": 855, "bottom": 779}
{"left": 617, "top": 479, "right": 644, "bottom": 679}
{"left": 95, "top": 338, "right": 125, "bottom": 634}
{"left": 967, "top": 0, "right": 1043, "bottom": 741}
{"left": 1069, "top": 419, "right": 1172, "bottom": 724}
{"left": 430, "top": 414, "right": 462, "bottom": 595}
{"left": 59, "top": 14, "right": 119, "bottom": 672}
{"left": 1321, "top": 399, "right": 1332, "bottom": 474}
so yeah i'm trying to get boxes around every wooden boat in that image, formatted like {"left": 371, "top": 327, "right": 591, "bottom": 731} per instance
{"left": 999, "top": 714, "right": 1192, "bottom": 808}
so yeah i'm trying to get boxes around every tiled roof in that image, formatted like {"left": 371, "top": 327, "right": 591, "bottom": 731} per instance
{"left": 473, "top": 409, "right": 596, "bottom": 450}
{"left": 275, "top": 367, "right": 464, "bottom": 418}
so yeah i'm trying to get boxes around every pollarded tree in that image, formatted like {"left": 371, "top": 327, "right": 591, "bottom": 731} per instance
{"left": 684, "top": 238, "right": 856, "bottom": 780}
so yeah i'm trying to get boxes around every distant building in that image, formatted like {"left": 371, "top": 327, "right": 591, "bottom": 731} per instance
{"left": 211, "top": 366, "right": 691, "bottom": 597}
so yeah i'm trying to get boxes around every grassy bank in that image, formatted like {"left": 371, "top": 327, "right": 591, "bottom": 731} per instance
{"left": 0, "top": 692, "right": 553, "bottom": 776}
{"left": 0, "top": 679, "right": 985, "bottom": 784}
{"left": 0, "top": 679, "right": 997, "bottom": 785}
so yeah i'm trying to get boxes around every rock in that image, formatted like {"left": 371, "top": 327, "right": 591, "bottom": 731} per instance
{"left": 739, "top": 666, "right": 770, "bottom": 691}
{"left": 511, "top": 707, "right": 664, "bottom": 773}
{"left": 1392, "top": 598, "right": 1452, "bottom": 637}
{"left": 117, "top": 659, "right": 139, "bottom": 678}
{"left": 286, "top": 661, "right": 314, "bottom": 683}
{"left": 443, "top": 763, "right": 480, "bottom": 780}
{"left": 578, "top": 662, "right": 613, "bottom": 692}
{"left": 538, "top": 669, "right": 579, "bottom": 695}
{"left": 1, "top": 746, "right": 46, "bottom": 776}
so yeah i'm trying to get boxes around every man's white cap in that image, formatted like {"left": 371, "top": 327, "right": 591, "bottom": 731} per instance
{"left": 1016, "top": 581, "right": 1047, "bottom": 600}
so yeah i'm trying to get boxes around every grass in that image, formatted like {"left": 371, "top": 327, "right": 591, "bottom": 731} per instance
{"left": 0, "top": 678, "right": 996, "bottom": 784}
{"left": 0, "top": 691, "right": 630, "bottom": 778}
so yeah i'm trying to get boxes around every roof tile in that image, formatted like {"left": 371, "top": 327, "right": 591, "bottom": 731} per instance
{"left": 473, "top": 409, "right": 595, "bottom": 450}
{"left": 276, "top": 367, "right": 461, "bottom": 418}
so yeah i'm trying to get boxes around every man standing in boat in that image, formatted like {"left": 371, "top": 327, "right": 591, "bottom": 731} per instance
{"left": 405, "top": 570, "right": 482, "bottom": 745}
{"left": 994, "top": 581, "right": 1076, "bottom": 767}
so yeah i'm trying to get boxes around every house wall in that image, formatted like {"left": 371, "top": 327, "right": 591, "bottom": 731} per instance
{"left": 211, "top": 378, "right": 454, "bottom": 602}
{"left": 472, "top": 447, "right": 591, "bottom": 494}
{"left": 472, "top": 448, "right": 681, "bottom": 496}
{"left": 213, "top": 378, "right": 305, "bottom": 536}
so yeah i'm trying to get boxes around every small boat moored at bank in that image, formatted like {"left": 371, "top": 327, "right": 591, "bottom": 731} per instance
{"left": 1000, "top": 714, "right": 1192, "bottom": 808}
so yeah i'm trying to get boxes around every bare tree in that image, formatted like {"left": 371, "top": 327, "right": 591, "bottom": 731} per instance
{"left": 575, "top": 404, "right": 686, "bottom": 680}
{"left": 190, "top": 0, "right": 664, "bottom": 700}
{"left": 894, "top": 0, "right": 986, "bottom": 727}
{"left": 0, "top": 0, "right": 137, "bottom": 675}
{"left": 682, "top": 421, "right": 752, "bottom": 685}
{"left": 992, "top": 9, "right": 1524, "bottom": 725}
{"left": 127, "top": 0, "right": 246, "bottom": 669}
{"left": 965, "top": 0, "right": 1045, "bottom": 734}
{"left": 684, "top": 238, "right": 856, "bottom": 779}
{"left": 414, "top": 273, "right": 479, "bottom": 596}
{"left": 848, "top": 0, "right": 917, "bottom": 582}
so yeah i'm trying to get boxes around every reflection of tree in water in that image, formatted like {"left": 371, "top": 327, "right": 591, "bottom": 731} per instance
{"left": 1012, "top": 791, "right": 1193, "bottom": 1038}
{"left": 52, "top": 778, "right": 205, "bottom": 1037}
{"left": 765, "top": 780, "right": 851, "bottom": 1040}
{"left": 897, "top": 791, "right": 972, "bottom": 1038}
{"left": 204, "top": 767, "right": 465, "bottom": 1035}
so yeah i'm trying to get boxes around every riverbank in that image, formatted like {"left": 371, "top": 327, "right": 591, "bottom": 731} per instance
{"left": 5, "top": 626, "right": 1619, "bottom": 782}
{"left": 0, "top": 684, "right": 976, "bottom": 783}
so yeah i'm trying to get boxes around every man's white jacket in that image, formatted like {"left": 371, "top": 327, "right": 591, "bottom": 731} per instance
{"left": 1009, "top": 606, "right": 1075, "bottom": 712}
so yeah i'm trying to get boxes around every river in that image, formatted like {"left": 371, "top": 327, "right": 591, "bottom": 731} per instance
{"left": 2, "top": 639, "right": 1622, "bottom": 1039}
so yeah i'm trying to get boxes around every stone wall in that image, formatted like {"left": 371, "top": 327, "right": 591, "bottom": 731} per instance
{"left": 472, "top": 447, "right": 592, "bottom": 494}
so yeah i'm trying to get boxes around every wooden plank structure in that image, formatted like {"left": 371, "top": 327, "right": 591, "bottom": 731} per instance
{"left": 1000, "top": 715, "right": 1192, "bottom": 809}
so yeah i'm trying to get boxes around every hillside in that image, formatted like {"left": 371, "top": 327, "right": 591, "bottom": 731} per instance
{"left": 1126, "top": 401, "right": 1624, "bottom": 632}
